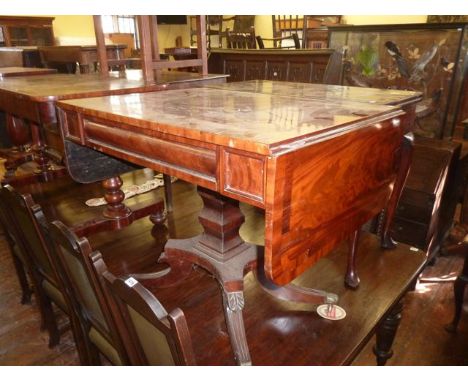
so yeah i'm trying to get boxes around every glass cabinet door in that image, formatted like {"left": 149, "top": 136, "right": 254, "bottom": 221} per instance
{"left": 9, "top": 27, "right": 29, "bottom": 46}
{"left": 30, "top": 27, "right": 53, "bottom": 46}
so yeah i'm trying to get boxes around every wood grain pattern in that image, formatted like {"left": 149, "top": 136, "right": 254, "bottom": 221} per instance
{"left": 265, "top": 118, "right": 403, "bottom": 284}
{"left": 58, "top": 87, "right": 402, "bottom": 155}
{"left": 205, "top": 80, "right": 423, "bottom": 107}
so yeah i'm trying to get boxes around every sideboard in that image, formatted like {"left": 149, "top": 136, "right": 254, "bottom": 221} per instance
{"left": 208, "top": 48, "right": 333, "bottom": 83}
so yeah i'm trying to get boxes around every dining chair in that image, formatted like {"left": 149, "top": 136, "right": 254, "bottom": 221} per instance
{"left": 101, "top": 271, "right": 196, "bottom": 365}
{"left": 0, "top": 184, "right": 70, "bottom": 348}
{"left": 0, "top": 185, "right": 33, "bottom": 305}
{"left": 47, "top": 219, "right": 129, "bottom": 365}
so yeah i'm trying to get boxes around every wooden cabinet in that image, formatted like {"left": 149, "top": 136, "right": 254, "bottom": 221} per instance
{"left": 0, "top": 16, "right": 54, "bottom": 47}
{"left": 208, "top": 49, "right": 333, "bottom": 83}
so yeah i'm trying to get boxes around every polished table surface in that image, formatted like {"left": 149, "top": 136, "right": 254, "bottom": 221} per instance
{"left": 0, "top": 70, "right": 228, "bottom": 102}
{"left": 0, "top": 66, "right": 57, "bottom": 78}
{"left": 204, "top": 79, "right": 423, "bottom": 108}
{"left": 60, "top": 87, "right": 402, "bottom": 152}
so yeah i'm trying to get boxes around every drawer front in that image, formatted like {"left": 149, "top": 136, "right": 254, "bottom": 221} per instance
{"left": 82, "top": 117, "right": 218, "bottom": 189}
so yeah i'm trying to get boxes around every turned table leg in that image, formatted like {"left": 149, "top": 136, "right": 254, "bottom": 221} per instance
{"left": 373, "top": 300, "right": 403, "bottom": 365}
{"left": 1, "top": 118, "right": 67, "bottom": 186}
{"left": 72, "top": 175, "right": 165, "bottom": 237}
{"left": 102, "top": 176, "right": 132, "bottom": 220}
{"left": 380, "top": 132, "right": 414, "bottom": 249}
{"left": 163, "top": 173, "right": 173, "bottom": 212}
{"left": 2, "top": 115, "right": 33, "bottom": 175}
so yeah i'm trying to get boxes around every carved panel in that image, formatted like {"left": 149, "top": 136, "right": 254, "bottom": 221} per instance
{"left": 288, "top": 62, "right": 312, "bottom": 83}
{"left": 311, "top": 63, "right": 328, "bottom": 83}
{"left": 224, "top": 59, "right": 245, "bottom": 82}
{"left": 266, "top": 61, "right": 288, "bottom": 81}
{"left": 245, "top": 60, "right": 266, "bottom": 80}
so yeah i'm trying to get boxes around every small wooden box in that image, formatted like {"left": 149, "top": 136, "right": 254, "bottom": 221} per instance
{"left": 391, "top": 137, "right": 461, "bottom": 256}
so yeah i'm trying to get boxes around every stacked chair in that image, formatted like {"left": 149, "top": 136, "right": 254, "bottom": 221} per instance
{"left": 0, "top": 182, "right": 196, "bottom": 365}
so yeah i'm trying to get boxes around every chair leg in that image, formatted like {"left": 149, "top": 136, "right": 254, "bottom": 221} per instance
{"left": 446, "top": 254, "right": 468, "bottom": 332}
{"left": 163, "top": 173, "right": 173, "bottom": 212}
{"left": 44, "top": 298, "right": 61, "bottom": 348}
{"left": 445, "top": 274, "right": 468, "bottom": 333}
{"left": 31, "top": 277, "right": 61, "bottom": 347}
{"left": 11, "top": 254, "right": 33, "bottom": 304}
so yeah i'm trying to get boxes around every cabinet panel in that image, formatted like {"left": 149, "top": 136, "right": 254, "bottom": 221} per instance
{"left": 209, "top": 49, "right": 333, "bottom": 84}
{"left": 266, "top": 61, "right": 288, "bottom": 81}
{"left": 224, "top": 59, "right": 245, "bottom": 82}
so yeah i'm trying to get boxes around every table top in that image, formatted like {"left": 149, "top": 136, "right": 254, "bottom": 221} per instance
{"left": 0, "top": 70, "right": 228, "bottom": 102}
{"left": 0, "top": 66, "right": 57, "bottom": 78}
{"left": 205, "top": 80, "right": 423, "bottom": 107}
{"left": 59, "top": 86, "right": 403, "bottom": 155}
{"left": 0, "top": 44, "right": 126, "bottom": 52}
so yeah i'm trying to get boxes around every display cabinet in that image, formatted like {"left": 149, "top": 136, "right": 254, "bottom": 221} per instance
{"left": 0, "top": 16, "right": 54, "bottom": 47}
{"left": 328, "top": 23, "right": 468, "bottom": 139}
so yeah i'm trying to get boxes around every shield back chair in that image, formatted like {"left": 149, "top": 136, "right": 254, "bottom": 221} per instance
{"left": 47, "top": 219, "right": 130, "bottom": 365}
{"left": 101, "top": 270, "right": 196, "bottom": 365}
{"left": 0, "top": 184, "right": 70, "bottom": 348}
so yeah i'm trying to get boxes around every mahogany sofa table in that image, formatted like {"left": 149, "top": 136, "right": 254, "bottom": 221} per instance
{"left": 56, "top": 84, "right": 422, "bottom": 365}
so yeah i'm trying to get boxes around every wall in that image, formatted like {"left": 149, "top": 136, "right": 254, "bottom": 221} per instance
{"left": 52, "top": 15, "right": 97, "bottom": 45}
{"left": 50, "top": 15, "right": 429, "bottom": 48}
{"left": 52, "top": 15, "right": 192, "bottom": 49}
{"left": 342, "top": 15, "right": 428, "bottom": 25}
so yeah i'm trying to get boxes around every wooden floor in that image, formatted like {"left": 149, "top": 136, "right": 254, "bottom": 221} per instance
{"left": 0, "top": 168, "right": 467, "bottom": 366}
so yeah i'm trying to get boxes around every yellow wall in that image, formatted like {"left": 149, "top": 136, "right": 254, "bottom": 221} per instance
{"left": 49, "top": 15, "right": 429, "bottom": 48}
{"left": 52, "top": 15, "right": 96, "bottom": 44}
{"left": 52, "top": 15, "right": 191, "bottom": 49}
{"left": 342, "top": 15, "right": 428, "bottom": 25}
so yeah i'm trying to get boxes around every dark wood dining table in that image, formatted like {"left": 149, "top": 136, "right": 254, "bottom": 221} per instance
{"left": 0, "top": 70, "right": 227, "bottom": 186}
{"left": 0, "top": 66, "right": 57, "bottom": 78}
{"left": 56, "top": 83, "right": 422, "bottom": 365}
